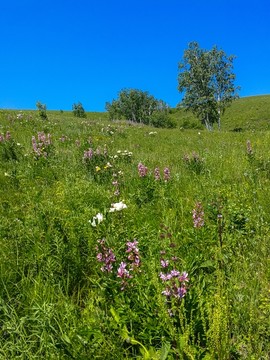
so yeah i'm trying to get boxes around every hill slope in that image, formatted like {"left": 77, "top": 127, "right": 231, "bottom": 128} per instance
{"left": 172, "top": 95, "right": 270, "bottom": 131}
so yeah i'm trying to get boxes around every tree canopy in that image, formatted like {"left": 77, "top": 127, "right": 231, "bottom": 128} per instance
{"left": 178, "top": 42, "right": 239, "bottom": 130}
{"left": 106, "top": 89, "right": 175, "bottom": 128}
{"left": 72, "top": 102, "right": 86, "bottom": 118}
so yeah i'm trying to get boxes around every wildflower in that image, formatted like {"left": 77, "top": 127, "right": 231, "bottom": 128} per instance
{"left": 126, "top": 240, "right": 139, "bottom": 253}
{"left": 192, "top": 201, "right": 204, "bottom": 228}
{"left": 160, "top": 259, "right": 169, "bottom": 268}
{"left": 154, "top": 167, "right": 160, "bottom": 181}
{"left": 90, "top": 213, "right": 104, "bottom": 227}
{"left": 84, "top": 148, "right": 94, "bottom": 159}
{"left": 95, "top": 166, "right": 101, "bottom": 172}
{"left": 163, "top": 167, "right": 170, "bottom": 181}
{"left": 179, "top": 271, "right": 189, "bottom": 283}
{"left": 159, "top": 272, "right": 172, "bottom": 281}
{"left": 138, "top": 162, "right": 148, "bottom": 177}
{"left": 170, "top": 269, "right": 180, "bottom": 277}
{"left": 109, "top": 201, "right": 127, "bottom": 212}
{"left": 176, "top": 286, "right": 187, "bottom": 299}
{"left": 126, "top": 240, "right": 140, "bottom": 268}
{"left": 117, "top": 262, "right": 131, "bottom": 277}
{"left": 114, "top": 189, "right": 120, "bottom": 196}
{"left": 161, "top": 288, "right": 171, "bottom": 297}
{"left": 96, "top": 239, "right": 116, "bottom": 273}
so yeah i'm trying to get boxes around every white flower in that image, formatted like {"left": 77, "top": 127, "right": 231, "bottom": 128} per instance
{"left": 109, "top": 201, "right": 127, "bottom": 213}
{"left": 95, "top": 213, "right": 104, "bottom": 223}
{"left": 90, "top": 212, "right": 104, "bottom": 227}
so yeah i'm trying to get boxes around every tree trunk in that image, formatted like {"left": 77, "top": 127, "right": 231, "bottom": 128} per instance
{"left": 217, "top": 96, "right": 221, "bottom": 131}
{"left": 204, "top": 113, "right": 213, "bottom": 131}
{"left": 217, "top": 108, "right": 221, "bottom": 131}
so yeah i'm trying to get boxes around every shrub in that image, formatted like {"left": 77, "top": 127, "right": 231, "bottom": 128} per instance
{"left": 72, "top": 102, "right": 86, "bottom": 118}
{"left": 36, "top": 101, "right": 47, "bottom": 120}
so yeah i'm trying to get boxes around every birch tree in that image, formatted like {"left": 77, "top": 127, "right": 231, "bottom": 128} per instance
{"left": 178, "top": 42, "right": 239, "bottom": 130}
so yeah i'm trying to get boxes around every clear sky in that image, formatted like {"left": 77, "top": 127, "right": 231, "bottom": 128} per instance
{"left": 0, "top": 0, "right": 269, "bottom": 111}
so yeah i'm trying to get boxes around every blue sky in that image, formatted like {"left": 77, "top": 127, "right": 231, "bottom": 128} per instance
{"left": 0, "top": 0, "right": 269, "bottom": 111}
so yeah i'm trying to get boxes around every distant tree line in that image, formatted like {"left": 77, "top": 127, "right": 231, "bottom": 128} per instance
{"left": 35, "top": 42, "right": 239, "bottom": 130}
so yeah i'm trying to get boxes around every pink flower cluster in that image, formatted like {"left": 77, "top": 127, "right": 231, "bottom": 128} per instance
{"left": 96, "top": 238, "right": 116, "bottom": 273}
{"left": 160, "top": 269, "right": 189, "bottom": 299}
{"left": 96, "top": 238, "right": 141, "bottom": 290}
{"left": 83, "top": 146, "right": 108, "bottom": 160}
{"left": 192, "top": 201, "right": 204, "bottom": 228}
{"left": 138, "top": 162, "right": 148, "bottom": 177}
{"left": 138, "top": 163, "right": 171, "bottom": 181}
{"left": 32, "top": 132, "right": 52, "bottom": 158}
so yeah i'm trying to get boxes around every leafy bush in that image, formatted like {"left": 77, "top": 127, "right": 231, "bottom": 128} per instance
{"left": 36, "top": 101, "right": 48, "bottom": 119}
{"left": 149, "top": 112, "right": 176, "bottom": 128}
{"left": 72, "top": 102, "right": 86, "bottom": 118}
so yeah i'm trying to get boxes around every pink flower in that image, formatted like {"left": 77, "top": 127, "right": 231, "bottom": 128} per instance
{"left": 154, "top": 167, "right": 160, "bottom": 180}
{"left": 138, "top": 162, "right": 148, "bottom": 177}
{"left": 176, "top": 286, "right": 187, "bottom": 299}
{"left": 192, "top": 202, "right": 204, "bottom": 228}
{"left": 117, "top": 262, "right": 132, "bottom": 279}
{"left": 160, "top": 259, "right": 169, "bottom": 268}
{"left": 163, "top": 167, "right": 170, "bottom": 181}
{"left": 179, "top": 271, "right": 189, "bottom": 283}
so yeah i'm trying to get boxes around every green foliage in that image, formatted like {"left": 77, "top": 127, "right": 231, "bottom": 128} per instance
{"left": 36, "top": 101, "right": 48, "bottom": 120}
{"left": 178, "top": 42, "right": 239, "bottom": 130}
{"left": 106, "top": 88, "right": 172, "bottom": 128}
{"left": 0, "top": 108, "right": 270, "bottom": 358}
{"left": 72, "top": 101, "right": 86, "bottom": 118}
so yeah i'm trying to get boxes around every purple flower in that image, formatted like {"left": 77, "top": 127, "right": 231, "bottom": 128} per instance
{"left": 179, "top": 271, "right": 189, "bottom": 283}
{"left": 138, "top": 162, "right": 148, "bottom": 177}
{"left": 154, "top": 167, "right": 160, "bottom": 181}
{"left": 163, "top": 167, "right": 170, "bottom": 181}
{"left": 96, "top": 253, "right": 103, "bottom": 262}
{"left": 159, "top": 272, "right": 172, "bottom": 281}
{"left": 117, "top": 262, "right": 132, "bottom": 279}
{"left": 170, "top": 269, "right": 180, "bottom": 277}
{"left": 192, "top": 202, "right": 204, "bottom": 228}
{"left": 175, "top": 286, "right": 187, "bottom": 299}
{"left": 126, "top": 240, "right": 139, "bottom": 253}
{"left": 160, "top": 259, "right": 169, "bottom": 268}
{"left": 84, "top": 148, "right": 94, "bottom": 159}
{"left": 161, "top": 288, "right": 171, "bottom": 297}
{"left": 96, "top": 239, "right": 116, "bottom": 273}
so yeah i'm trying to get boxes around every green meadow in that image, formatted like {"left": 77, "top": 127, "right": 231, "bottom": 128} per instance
{"left": 1, "top": 95, "right": 270, "bottom": 359}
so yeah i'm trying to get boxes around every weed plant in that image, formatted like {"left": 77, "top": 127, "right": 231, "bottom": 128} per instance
{"left": 0, "top": 109, "right": 270, "bottom": 358}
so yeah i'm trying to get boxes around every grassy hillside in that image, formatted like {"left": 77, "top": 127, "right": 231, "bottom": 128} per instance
{"left": 1, "top": 94, "right": 270, "bottom": 131}
{"left": 171, "top": 95, "right": 270, "bottom": 131}
{"left": 0, "top": 100, "right": 270, "bottom": 358}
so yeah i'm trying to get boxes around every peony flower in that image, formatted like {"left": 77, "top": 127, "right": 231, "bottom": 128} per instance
{"left": 90, "top": 213, "right": 104, "bottom": 227}
{"left": 109, "top": 201, "right": 127, "bottom": 212}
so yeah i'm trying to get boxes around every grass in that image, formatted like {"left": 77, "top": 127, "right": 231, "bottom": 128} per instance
{"left": 0, "top": 97, "right": 270, "bottom": 359}
{"left": 171, "top": 94, "right": 270, "bottom": 131}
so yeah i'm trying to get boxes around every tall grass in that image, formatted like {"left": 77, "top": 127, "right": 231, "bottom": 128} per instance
{"left": 0, "top": 107, "right": 270, "bottom": 359}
